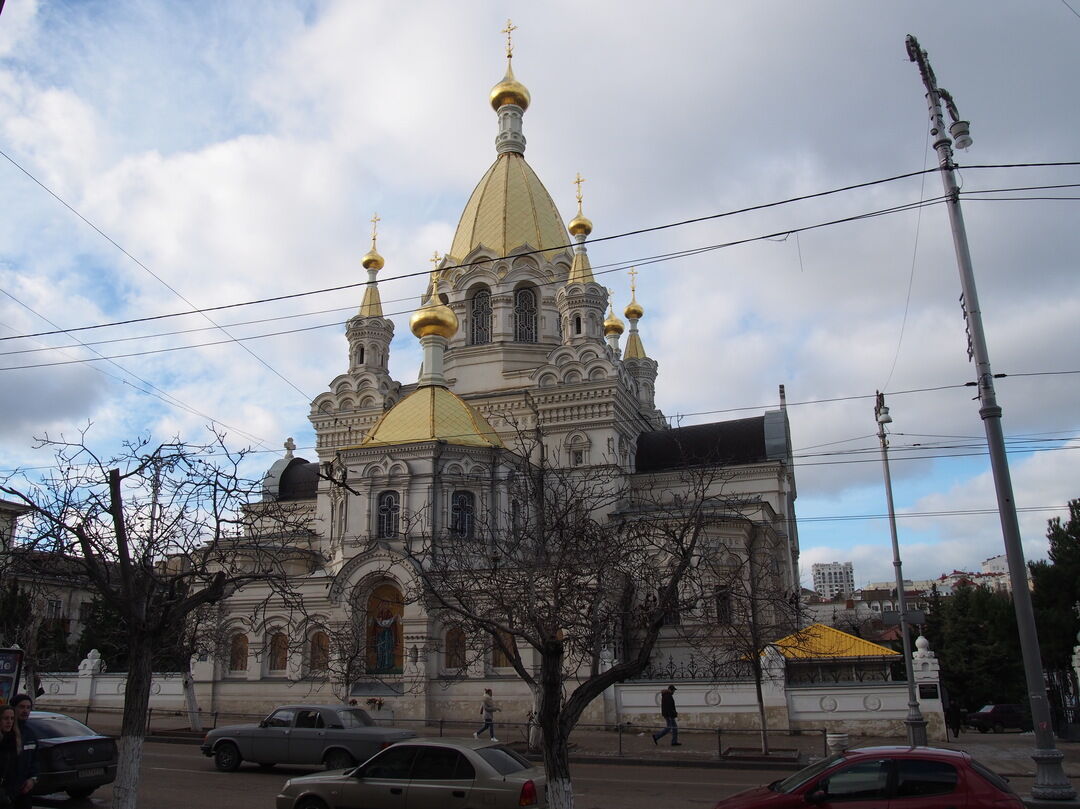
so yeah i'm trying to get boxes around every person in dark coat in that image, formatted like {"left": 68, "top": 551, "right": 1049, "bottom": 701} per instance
{"left": 945, "top": 702, "right": 963, "bottom": 739}
{"left": 0, "top": 704, "right": 36, "bottom": 808}
{"left": 651, "top": 684, "right": 681, "bottom": 747}
{"left": 8, "top": 697, "right": 33, "bottom": 745}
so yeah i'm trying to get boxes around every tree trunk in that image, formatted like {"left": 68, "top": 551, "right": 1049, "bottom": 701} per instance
{"left": 752, "top": 668, "right": 770, "bottom": 755}
{"left": 183, "top": 670, "right": 203, "bottom": 732}
{"left": 538, "top": 646, "right": 574, "bottom": 809}
{"left": 112, "top": 638, "right": 153, "bottom": 809}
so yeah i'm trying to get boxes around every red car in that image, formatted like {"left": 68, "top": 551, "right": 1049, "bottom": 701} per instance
{"left": 712, "top": 746, "right": 1023, "bottom": 809}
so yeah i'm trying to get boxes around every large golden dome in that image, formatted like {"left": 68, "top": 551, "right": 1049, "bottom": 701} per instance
{"left": 489, "top": 61, "right": 530, "bottom": 111}
{"left": 361, "top": 386, "right": 503, "bottom": 448}
{"left": 449, "top": 153, "right": 569, "bottom": 262}
{"left": 603, "top": 305, "right": 625, "bottom": 336}
{"left": 410, "top": 289, "right": 458, "bottom": 339}
{"left": 361, "top": 248, "right": 384, "bottom": 271}
{"left": 624, "top": 295, "right": 644, "bottom": 320}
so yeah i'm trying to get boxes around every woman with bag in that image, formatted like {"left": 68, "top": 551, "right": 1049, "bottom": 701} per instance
{"left": 473, "top": 688, "right": 501, "bottom": 742}
{"left": 0, "top": 704, "right": 36, "bottom": 808}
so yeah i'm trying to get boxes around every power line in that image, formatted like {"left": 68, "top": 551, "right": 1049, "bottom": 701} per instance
{"left": 2, "top": 161, "right": 1076, "bottom": 345}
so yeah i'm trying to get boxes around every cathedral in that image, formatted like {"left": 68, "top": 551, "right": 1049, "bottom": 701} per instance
{"left": 193, "top": 33, "right": 800, "bottom": 724}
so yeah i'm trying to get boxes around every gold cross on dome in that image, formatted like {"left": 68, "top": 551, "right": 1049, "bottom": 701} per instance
{"left": 628, "top": 266, "right": 638, "bottom": 293}
{"left": 574, "top": 172, "right": 586, "bottom": 212}
{"left": 501, "top": 19, "right": 517, "bottom": 58}
{"left": 370, "top": 212, "right": 380, "bottom": 247}
{"left": 430, "top": 250, "right": 442, "bottom": 268}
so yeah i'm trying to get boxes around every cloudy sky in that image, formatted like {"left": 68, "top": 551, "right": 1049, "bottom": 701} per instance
{"left": 1, "top": 0, "right": 1078, "bottom": 589}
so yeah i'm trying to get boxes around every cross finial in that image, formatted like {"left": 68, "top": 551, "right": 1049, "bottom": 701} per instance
{"left": 284, "top": 437, "right": 296, "bottom": 458}
{"left": 628, "top": 267, "right": 639, "bottom": 294}
{"left": 574, "top": 172, "right": 586, "bottom": 213}
{"left": 369, "top": 212, "right": 380, "bottom": 249}
{"left": 501, "top": 19, "right": 517, "bottom": 59}
{"left": 430, "top": 250, "right": 442, "bottom": 269}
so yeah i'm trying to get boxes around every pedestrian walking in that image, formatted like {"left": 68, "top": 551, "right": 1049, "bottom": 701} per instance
{"left": 651, "top": 684, "right": 681, "bottom": 747}
{"left": 473, "top": 688, "right": 501, "bottom": 742}
{"left": 0, "top": 704, "right": 36, "bottom": 808}
{"left": 945, "top": 702, "right": 963, "bottom": 740}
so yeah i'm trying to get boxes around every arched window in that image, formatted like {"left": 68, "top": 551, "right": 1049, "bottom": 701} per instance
{"left": 492, "top": 629, "right": 515, "bottom": 668}
{"left": 309, "top": 631, "right": 330, "bottom": 673}
{"left": 470, "top": 289, "right": 492, "bottom": 345}
{"left": 450, "top": 491, "right": 475, "bottom": 538}
{"left": 366, "top": 584, "right": 404, "bottom": 674}
{"left": 445, "top": 627, "right": 466, "bottom": 670}
{"left": 377, "top": 490, "right": 400, "bottom": 538}
{"left": 228, "top": 633, "right": 248, "bottom": 673}
{"left": 268, "top": 632, "right": 288, "bottom": 673}
{"left": 356, "top": 345, "right": 365, "bottom": 365}
{"left": 513, "top": 287, "right": 538, "bottom": 343}
{"left": 574, "top": 315, "right": 582, "bottom": 335}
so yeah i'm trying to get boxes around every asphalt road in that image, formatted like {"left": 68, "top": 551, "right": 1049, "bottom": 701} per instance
{"left": 30, "top": 741, "right": 783, "bottom": 809}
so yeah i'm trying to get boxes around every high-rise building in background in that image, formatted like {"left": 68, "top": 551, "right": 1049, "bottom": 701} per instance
{"left": 813, "top": 561, "right": 855, "bottom": 599}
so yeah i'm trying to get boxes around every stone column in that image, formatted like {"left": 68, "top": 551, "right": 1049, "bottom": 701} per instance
{"left": 912, "top": 635, "right": 947, "bottom": 741}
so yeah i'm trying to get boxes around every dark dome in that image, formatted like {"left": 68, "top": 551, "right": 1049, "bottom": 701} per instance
{"left": 278, "top": 459, "right": 319, "bottom": 501}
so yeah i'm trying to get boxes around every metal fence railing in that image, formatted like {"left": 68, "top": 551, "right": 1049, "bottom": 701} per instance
{"left": 37, "top": 703, "right": 824, "bottom": 764}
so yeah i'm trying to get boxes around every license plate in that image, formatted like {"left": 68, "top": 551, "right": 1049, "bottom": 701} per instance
{"left": 79, "top": 767, "right": 105, "bottom": 778}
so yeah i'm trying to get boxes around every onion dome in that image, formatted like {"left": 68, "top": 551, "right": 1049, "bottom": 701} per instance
{"left": 603, "top": 303, "right": 625, "bottom": 336}
{"left": 361, "top": 247, "right": 384, "bottom": 271}
{"left": 409, "top": 281, "right": 458, "bottom": 339}
{"left": 490, "top": 60, "right": 530, "bottom": 111}
{"left": 568, "top": 211, "right": 592, "bottom": 237}
{"left": 624, "top": 292, "right": 644, "bottom": 320}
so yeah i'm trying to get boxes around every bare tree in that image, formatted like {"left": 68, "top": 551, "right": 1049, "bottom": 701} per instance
{"left": 0, "top": 427, "right": 315, "bottom": 809}
{"left": 400, "top": 424, "right": 744, "bottom": 809}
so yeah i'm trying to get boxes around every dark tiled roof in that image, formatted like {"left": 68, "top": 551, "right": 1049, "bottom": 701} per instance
{"left": 279, "top": 459, "right": 319, "bottom": 501}
{"left": 635, "top": 417, "right": 767, "bottom": 472}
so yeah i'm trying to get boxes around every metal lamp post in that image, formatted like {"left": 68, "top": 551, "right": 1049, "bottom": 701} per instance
{"left": 874, "top": 392, "right": 928, "bottom": 747}
{"left": 907, "top": 34, "right": 1075, "bottom": 801}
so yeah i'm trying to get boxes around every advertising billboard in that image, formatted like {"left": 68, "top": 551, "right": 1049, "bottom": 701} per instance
{"left": 0, "top": 648, "right": 25, "bottom": 705}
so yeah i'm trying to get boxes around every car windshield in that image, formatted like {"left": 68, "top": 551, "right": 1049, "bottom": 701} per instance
{"left": 338, "top": 709, "right": 374, "bottom": 728}
{"left": 476, "top": 745, "right": 531, "bottom": 775}
{"left": 27, "top": 715, "right": 96, "bottom": 739}
{"left": 772, "top": 753, "right": 846, "bottom": 794}
{"left": 978, "top": 705, "right": 995, "bottom": 713}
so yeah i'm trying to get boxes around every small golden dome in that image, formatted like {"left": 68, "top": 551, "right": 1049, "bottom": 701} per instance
{"left": 603, "top": 305, "right": 625, "bottom": 336}
{"left": 490, "top": 61, "right": 530, "bottom": 111}
{"left": 624, "top": 295, "right": 644, "bottom": 320}
{"left": 361, "top": 248, "right": 384, "bottom": 271}
{"left": 568, "top": 213, "right": 593, "bottom": 237}
{"left": 410, "top": 290, "right": 458, "bottom": 340}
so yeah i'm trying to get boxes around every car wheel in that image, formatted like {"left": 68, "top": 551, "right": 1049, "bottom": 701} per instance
{"left": 67, "top": 786, "right": 96, "bottom": 799}
{"left": 214, "top": 741, "right": 243, "bottom": 772}
{"left": 295, "top": 798, "right": 329, "bottom": 809}
{"left": 993, "top": 722, "right": 1005, "bottom": 734}
{"left": 324, "top": 749, "right": 356, "bottom": 770}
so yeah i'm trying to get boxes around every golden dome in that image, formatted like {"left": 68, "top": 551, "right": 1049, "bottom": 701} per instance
{"left": 624, "top": 295, "right": 644, "bottom": 320}
{"left": 449, "top": 153, "right": 569, "bottom": 262}
{"left": 568, "top": 212, "right": 593, "bottom": 237}
{"left": 361, "top": 386, "right": 503, "bottom": 448}
{"left": 603, "top": 305, "right": 625, "bottom": 336}
{"left": 361, "top": 248, "right": 384, "bottom": 271}
{"left": 410, "top": 289, "right": 458, "bottom": 339}
{"left": 490, "top": 61, "right": 530, "bottom": 111}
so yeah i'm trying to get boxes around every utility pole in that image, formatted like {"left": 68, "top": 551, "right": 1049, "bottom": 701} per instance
{"left": 874, "top": 393, "right": 927, "bottom": 747}
{"left": 906, "top": 34, "right": 1076, "bottom": 801}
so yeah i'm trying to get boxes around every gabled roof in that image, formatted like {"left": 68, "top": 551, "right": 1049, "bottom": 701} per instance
{"left": 772, "top": 623, "right": 900, "bottom": 659}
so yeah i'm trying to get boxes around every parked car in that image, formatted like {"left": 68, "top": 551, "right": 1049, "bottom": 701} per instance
{"left": 201, "top": 704, "right": 415, "bottom": 772}
{"left": 966, "top": 703, "right": 1032, "bottom": 733}
{"left": 275, "top": 737, "right": 547, "bottom": 809}
{"left": 25, "top": 710, "right": 118, "bottom": 800}
{"left": 711, "top": 746, "right": 1023, "bottom": 809}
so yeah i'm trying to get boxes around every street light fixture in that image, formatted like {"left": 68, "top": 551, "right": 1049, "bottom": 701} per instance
{"left": 874, "top": 392, "right": 928, "bottom": 747}
{"left": 907, "top": 34, "right": 1075, "bottom": 801}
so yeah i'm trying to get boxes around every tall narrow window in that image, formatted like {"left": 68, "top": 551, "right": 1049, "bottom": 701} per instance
{"left": 309, "top": 631, "right": 330, "bottom": 673}
{"left": 445, "top": 627, "right": 466, "bottom": 670}
{"left": 574, "top": 315, "right": 582, "bottom": 335}
{"left": 492, "top": 629, "right": 515, "bottom": 668}
{"left": 268, "top": 632, "right": 289, "bottom": 673}
{"left": 450, "top": 491, "right": 475, "bottom": 538}
{"left": 715, "top": 586, "right": 733, "bottom": 625}
{"left": 510, "top": 499, "right": 521, "bottom": 537}
{"left": 228, "top": 633, "right": 248, "bottom": 673}
{"left": 513, "top": 288, "right": 538, "bottom": 343}
{"left": 377, "top": 490, "right": 400, "bottom": 538}
{"left": 470, "top": 289, "right": 492, "bottom": 345}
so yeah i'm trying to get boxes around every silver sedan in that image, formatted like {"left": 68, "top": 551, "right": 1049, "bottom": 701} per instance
{"left": 275, "top": 738, "right": 548, "bottom": 809}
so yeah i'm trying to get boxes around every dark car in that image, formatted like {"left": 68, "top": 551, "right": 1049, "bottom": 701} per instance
{"left": 275, "top": 738, "right": 547, "bottom": 809}
{"left": 201, "top": 704, "right": 415, "bottom": 772}
{"left": 966, "top": 703, "right": 1032, "bottom": 733}
{"left": 25, "top": 711, "right": 118, "bottom": 800}
{"left": 711, "top": 746, "right": 1024, "bottom": 809}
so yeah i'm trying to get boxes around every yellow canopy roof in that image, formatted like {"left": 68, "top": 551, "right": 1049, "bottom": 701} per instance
{"left": 360, "top": 386, "right": 503, "bottom": 448}
{"left": 772, "top": 624, "right": 900, "bottom": 659}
